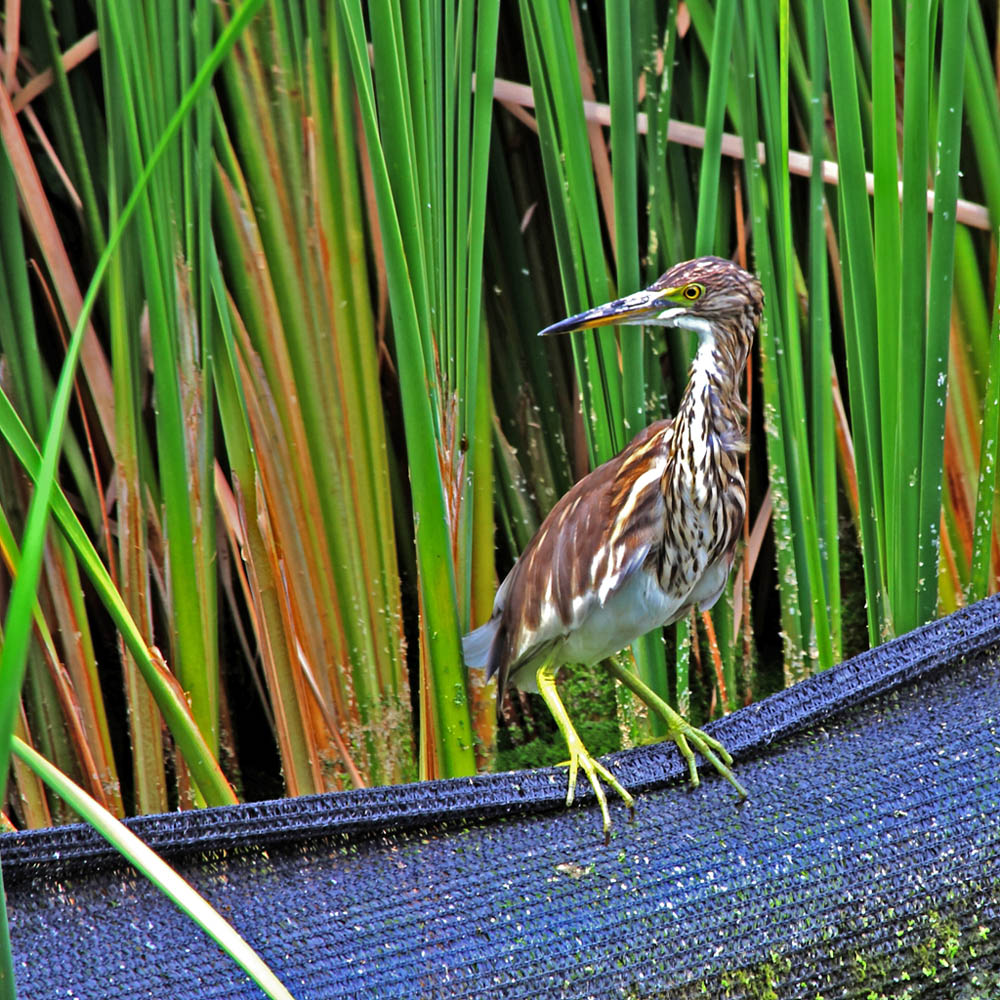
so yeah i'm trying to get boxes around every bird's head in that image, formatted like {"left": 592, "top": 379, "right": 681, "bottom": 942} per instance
{"left": 539, "top": 256, "right": 763, "bottom": 342}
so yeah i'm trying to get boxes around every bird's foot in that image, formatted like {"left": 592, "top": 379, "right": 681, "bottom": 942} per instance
{"left": 663, "top": 716, "right": 747, "bottom": 800}
{"left": 607, "top": 660, "right": 748, "bottom": 800}
{"left": 537, "top": 660, "right": 634, "bottom": 836}
{"left": 557, "top": 732, "right": 635, "bottom": 836}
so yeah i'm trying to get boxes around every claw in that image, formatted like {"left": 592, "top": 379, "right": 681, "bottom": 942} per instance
{"left": 540, "top": 662, "right": 634, "bottom": 835}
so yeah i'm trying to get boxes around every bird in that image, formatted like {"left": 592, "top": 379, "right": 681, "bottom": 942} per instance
{"left": 463, "top": 255, "right": 762, "bottom": 834}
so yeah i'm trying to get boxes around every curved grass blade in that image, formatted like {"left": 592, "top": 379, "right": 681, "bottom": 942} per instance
{"left": 0, "top": 0, "right": 264, "bottom": 808}
{"left": 0, "top": 386, "right": 235, "bottom": 806}
{"left": 11, "top": 736, "right": 295, "bottom": 1000}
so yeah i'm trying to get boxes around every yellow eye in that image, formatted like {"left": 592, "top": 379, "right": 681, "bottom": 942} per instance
{"left": 682, "top": 284, "right": 703, "bottom": 301}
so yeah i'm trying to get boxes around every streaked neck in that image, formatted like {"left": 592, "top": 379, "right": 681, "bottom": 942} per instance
{"left": 677, "top": 329, "right": 748, "bottom": 449}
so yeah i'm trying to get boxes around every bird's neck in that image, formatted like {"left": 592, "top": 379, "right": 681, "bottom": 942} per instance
{"left": 676, "top": 329, "right": 749, "bottom": 451}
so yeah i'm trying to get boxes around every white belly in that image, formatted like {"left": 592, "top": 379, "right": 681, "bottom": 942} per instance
{"left": 685, "top": 557, "right": 731, "bottom": 611}
{"left": 558, "top": 554, "right": 733, "bottom": 667}
{"left": 561, "top": 570, "right": 686, "bottom": 666}
{"left": 507, "top": 555, "right": 734, "bottom": 693}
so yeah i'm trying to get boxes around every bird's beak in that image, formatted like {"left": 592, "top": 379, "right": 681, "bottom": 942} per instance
{"left": 539, "top": 287, "right": 676, "bottom": 336}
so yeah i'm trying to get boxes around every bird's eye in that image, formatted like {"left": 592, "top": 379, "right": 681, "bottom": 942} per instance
{"left": 682, "top": 284, "right": 703, "bottom": 301}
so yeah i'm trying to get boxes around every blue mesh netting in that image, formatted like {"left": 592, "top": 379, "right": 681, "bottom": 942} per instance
{"left": 3, "top": 595, "right": 999, "bottom": 999}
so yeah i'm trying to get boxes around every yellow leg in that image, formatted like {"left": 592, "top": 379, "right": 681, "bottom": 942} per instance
{"left": 536, "top": 660, "right": 635, "bottom": 834}
{"left": 607, "top": 659, "right": 748, "bottom": 800}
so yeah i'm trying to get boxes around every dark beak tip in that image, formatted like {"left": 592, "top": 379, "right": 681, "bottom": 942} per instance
{"left": 538, "top": 293, "right": 654, "bottom": 336}
{"left": 538, "top": 319, "right": 577, "bottom": 337}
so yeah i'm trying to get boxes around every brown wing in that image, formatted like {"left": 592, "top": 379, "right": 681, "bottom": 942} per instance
{"left": 486, "top": 419, "right": 673, "bottom": 696}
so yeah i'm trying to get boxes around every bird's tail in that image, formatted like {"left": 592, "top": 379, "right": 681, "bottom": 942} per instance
{"left": 461, "top": 619, "right": 498, "bottom": 673}
{"left": 463, "top": 618, "right": 513, "bottom": 724}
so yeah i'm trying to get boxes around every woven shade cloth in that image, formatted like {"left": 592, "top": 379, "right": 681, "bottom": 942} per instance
{"left": 4, "top": 595, "right": 999, "bottom": 998}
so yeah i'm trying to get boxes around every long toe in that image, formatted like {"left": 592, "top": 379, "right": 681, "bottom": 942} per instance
{"left": 605, "top": 660, "right": 746, "bottom": 800}
{"left": 559, "top": 744, "right": 635, "bottom": 834}
{"left": 578, "top": 757, "right": 612, "bottom": 834}
{"left": 673, "top": 722, "right": 747, "bottom": 799}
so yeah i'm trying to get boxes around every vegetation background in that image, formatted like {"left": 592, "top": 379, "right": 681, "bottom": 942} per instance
{"left": 0, "top": 0, "right": 997, "bottom": 841}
